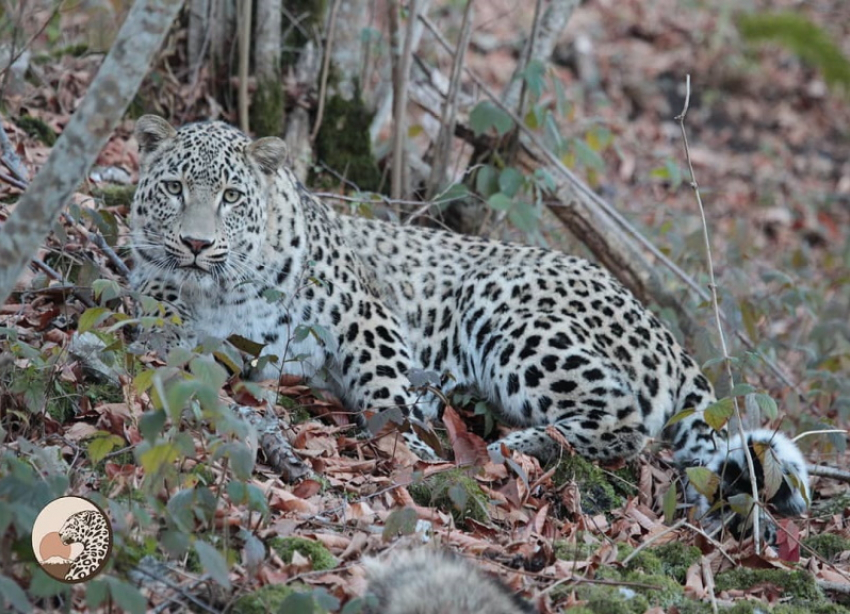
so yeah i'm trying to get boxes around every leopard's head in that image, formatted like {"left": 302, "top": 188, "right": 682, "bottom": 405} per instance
{"left": 130, "top": 115, "right": 287, "bottom": 292}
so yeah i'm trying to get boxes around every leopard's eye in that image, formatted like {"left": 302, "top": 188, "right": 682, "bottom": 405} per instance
{"left": 163, "top": 181, "right": 182, "bottom": 196}
{"left": 223, "top": 188, "right": 242, "bottom": 204}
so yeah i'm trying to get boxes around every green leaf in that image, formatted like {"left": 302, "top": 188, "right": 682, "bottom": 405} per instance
{"left": 519, "top": 59, "right": 546, "bottom": 99}
{"left": 92, "top": 279, "right": 122, "bottom": 303}
{"left": 508, "top": 202, "right": 538, "bottom": 233}
{"left": 133, "top": 368, "right": 156, "bottom": 394}
{"left": 189, "top": 355, "right": 228, "bottom": 389}
{"left": 664, "top": 407, "right": 695, "bottom": 428}
{"left": 685, "top": 466, "right": 720, "bottom": 500}
{"left": 105, "top": 578, "right": 146, "bottom": 614}
{"left": 166, "top": 347, "right": 194, "bottom": 368}
{"left": 487, "top": 192, "right": 514, "bottom": 212}
{"left": 739, "top": 299, "right": 760, "bottom": 343}
{"left": 382, "top": 506, "right": 419, "bottom": 541}
{"left": 0, "top": 574, "right": 31, "bottom": 613}
{"left": 729, "top": 383, "right": 756, "bottom": 397}
{"left": 436, "top": 182, "right": 469, "bottom": 204}
{"left": 194, "top": 540, "right": 232, "bottom": 589}
{"left": 139, "top": 441, "right": 180, "bottom": 474}
{"left": 224, "top": 442, "right": 255, "bottom": 480}
{"left": 139, "top": 409, "right": 166, "bottom": 442}
{"left": 448, "top": 483, "right": 469, "bottom": 511}
{"left": 704, "top": 397, "right": 735, "bottom": 431}
{"left": 88, "top": 433, "right": 124, "bottom": 464}
{"left": 498, "top": 167, "right": 524, "bottom": 198}
{"left": 78, "top": 307, "right": 112, "bottom": 333}
{"left": 573, "top": 137, "right": 605, "bottom": 171}
{"left": 280, "top": 592, "right": 317, "bottom": 614}
{"left": 752, "top": 393, "right": 778, "bottom": 420}
{"left": 469, "top": 101, "right": 514, "bottom": 137}
{"left": 753, "top": 441, "right": 783, "bottom": 500}
{"left": 586, "top": 126, "right": 613, "bottom": 151}
{"left": 85, "top": 579, "right": 109, "bottom": 610}
{"left": 662, "top": 481, "right": 678, "bottom": 525}
{"left": 727, "top": 492, "right": 755, "bottom": 516}
{"left": 309, "top": 323, "right": 339, "bottom": 353}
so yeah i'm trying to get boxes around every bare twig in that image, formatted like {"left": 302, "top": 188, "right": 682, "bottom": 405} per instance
{"left": 426, "top": 0, "right": 473, "bottom": 200}
{"left": 504, "top": 0, "right": 543, "bottom": 165}
{"left": 806, "top": 464, "right": 850, "bottom": 483}
{"left": 0, "top": 171, "right": 27, "bottom": 191}
{"left": 61, "top": 212, "right": 131, "bottom": 278}
{"left": 818, "top": 581, "right": 850, "bottom": 596}
{"left": 237, "top": 0, "right": 252, "bottom": 132}
{"left": 0, "top": 112, "right": 29, "bottom": 184}
{"left": 0, "top": 3, "right": 60, "bottom": 84}
{"left": 418, "top": 13, "right": 797, "bottom": 392}
{"left": 30, "top": 258, "right": 96, "bottom": 308}
{"left": 390, "top": 0, "right": 420, "bottom": 200}
{"left": 676, "top": 74, "right": 762, "bottom": 554}
{"left": 310, "top": 0, "right": 342, "bottom": 142}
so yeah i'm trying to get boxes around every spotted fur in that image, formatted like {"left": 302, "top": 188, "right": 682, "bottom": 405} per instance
{"left": 59, "top": 510, "right": 110, "bottom": 581}
{"left": 129, "top": 116, "right": 810, "bottom": 529}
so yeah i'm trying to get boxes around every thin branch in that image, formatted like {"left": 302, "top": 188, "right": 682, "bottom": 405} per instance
{"left": 425, "top": 0, "right": 473, "bottom": 200}
{"left": 505, "top": 0, "right": 543, "bottom": 164}
{"left": 62, "top": 212, "right": 131, "bottom": 278}
{"left": 390, "top": 0, "right": 420, "bottom": 200}
{"left": 806, "top": 464, "right": 850, "bottom": 483}
{"left": 0, "top": 113, "right": 29, "bottom": 184}
{"left": 237, "top": 0, "right": 252, "bottom": 132}
{"left": 676, "top": 74, "right": 762, "bottom": 554}
{"left": 30, "top": 258, "right": 96, "bottom": 308}
{"left": 0, "top": 3, "right": 60, "bottom": 84}
{"left": 310, "top": 0, "right": 341, "bottom": 142}
{"left": 417, "top": 12, "right": 797, "bottom": 392}
{"left": 0, "top": 171, "right": 27, "bottom": 191}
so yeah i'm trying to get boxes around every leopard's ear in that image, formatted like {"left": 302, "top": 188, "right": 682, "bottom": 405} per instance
{"left": 247, "top": 137, "right": 288, "bottom": 175}
{"left": 135, "top": 115, "right": 177, "bottom": 160}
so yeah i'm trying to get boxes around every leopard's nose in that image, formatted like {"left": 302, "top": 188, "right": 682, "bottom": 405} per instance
{"left": 181, "top": 235, "right": 214, "bottom": 255}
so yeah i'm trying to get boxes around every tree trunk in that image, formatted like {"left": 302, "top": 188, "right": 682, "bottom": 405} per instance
{"left": 253, "top": 0, "right": 284, "bottom": 135}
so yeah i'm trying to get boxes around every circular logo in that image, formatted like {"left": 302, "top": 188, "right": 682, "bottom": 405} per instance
{"left": 32, "top": 496, "right": 113, "bottom": 583}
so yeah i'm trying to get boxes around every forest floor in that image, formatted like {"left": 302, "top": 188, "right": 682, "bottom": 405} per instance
{"left": 1, "top": 0, "right": 849, "bottom": 612}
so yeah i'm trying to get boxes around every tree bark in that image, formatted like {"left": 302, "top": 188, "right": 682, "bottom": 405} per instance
{"left": 0, "top": 0, "right": 184, "bottom": 306}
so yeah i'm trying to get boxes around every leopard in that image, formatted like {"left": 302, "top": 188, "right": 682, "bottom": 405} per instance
{"left": 361, "top": 549, "right": 535, "bottom": 614}
{"left": 129, "top": 115, "right": 810, "bottom": 534}
{"left": 59, "top": 510, "right": 111, "bottom": 582}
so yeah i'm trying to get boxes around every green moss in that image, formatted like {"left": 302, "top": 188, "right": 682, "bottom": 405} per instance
{"left": 312, "top": 94, "right": 381, "bottom": 193}
{"left": 574, "top": 584, "right": 650, "bottom": 614}
{"left": 232, "top": 584, "right": 296, "bottom": 614}
{"left": 251, "top": 78, "right": 285, "bottom": 137}
{"left": 282, "top": 0, "right": 328, "bottom": 67}
{"left": 14, "top": 114, "right": 57, "bottom": 146}
{"left": 92, "top": 185, "right": 136, "bottom": 208}
{"left": 551, "top": 455, "right": 636, "bottom": 515}
{"left": 715, "top": 568, "right": 820, "bottom": 601}
{"left": 269, "top": 536, "right": 337, "bottom": 571}
{"left": 651, "top": 542, "right": 702, "bottom": 583}
{"left": 407, "top": 468, "right": 490, "bottom": 526}
{"left": 803, "top": 533, "right": 850, "bottom": 562}
{"left": 553, "top": 536, "right": 599, "bottom": 561}
{"left": 774, "top": 604, "right": 850, "bottom": 614}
